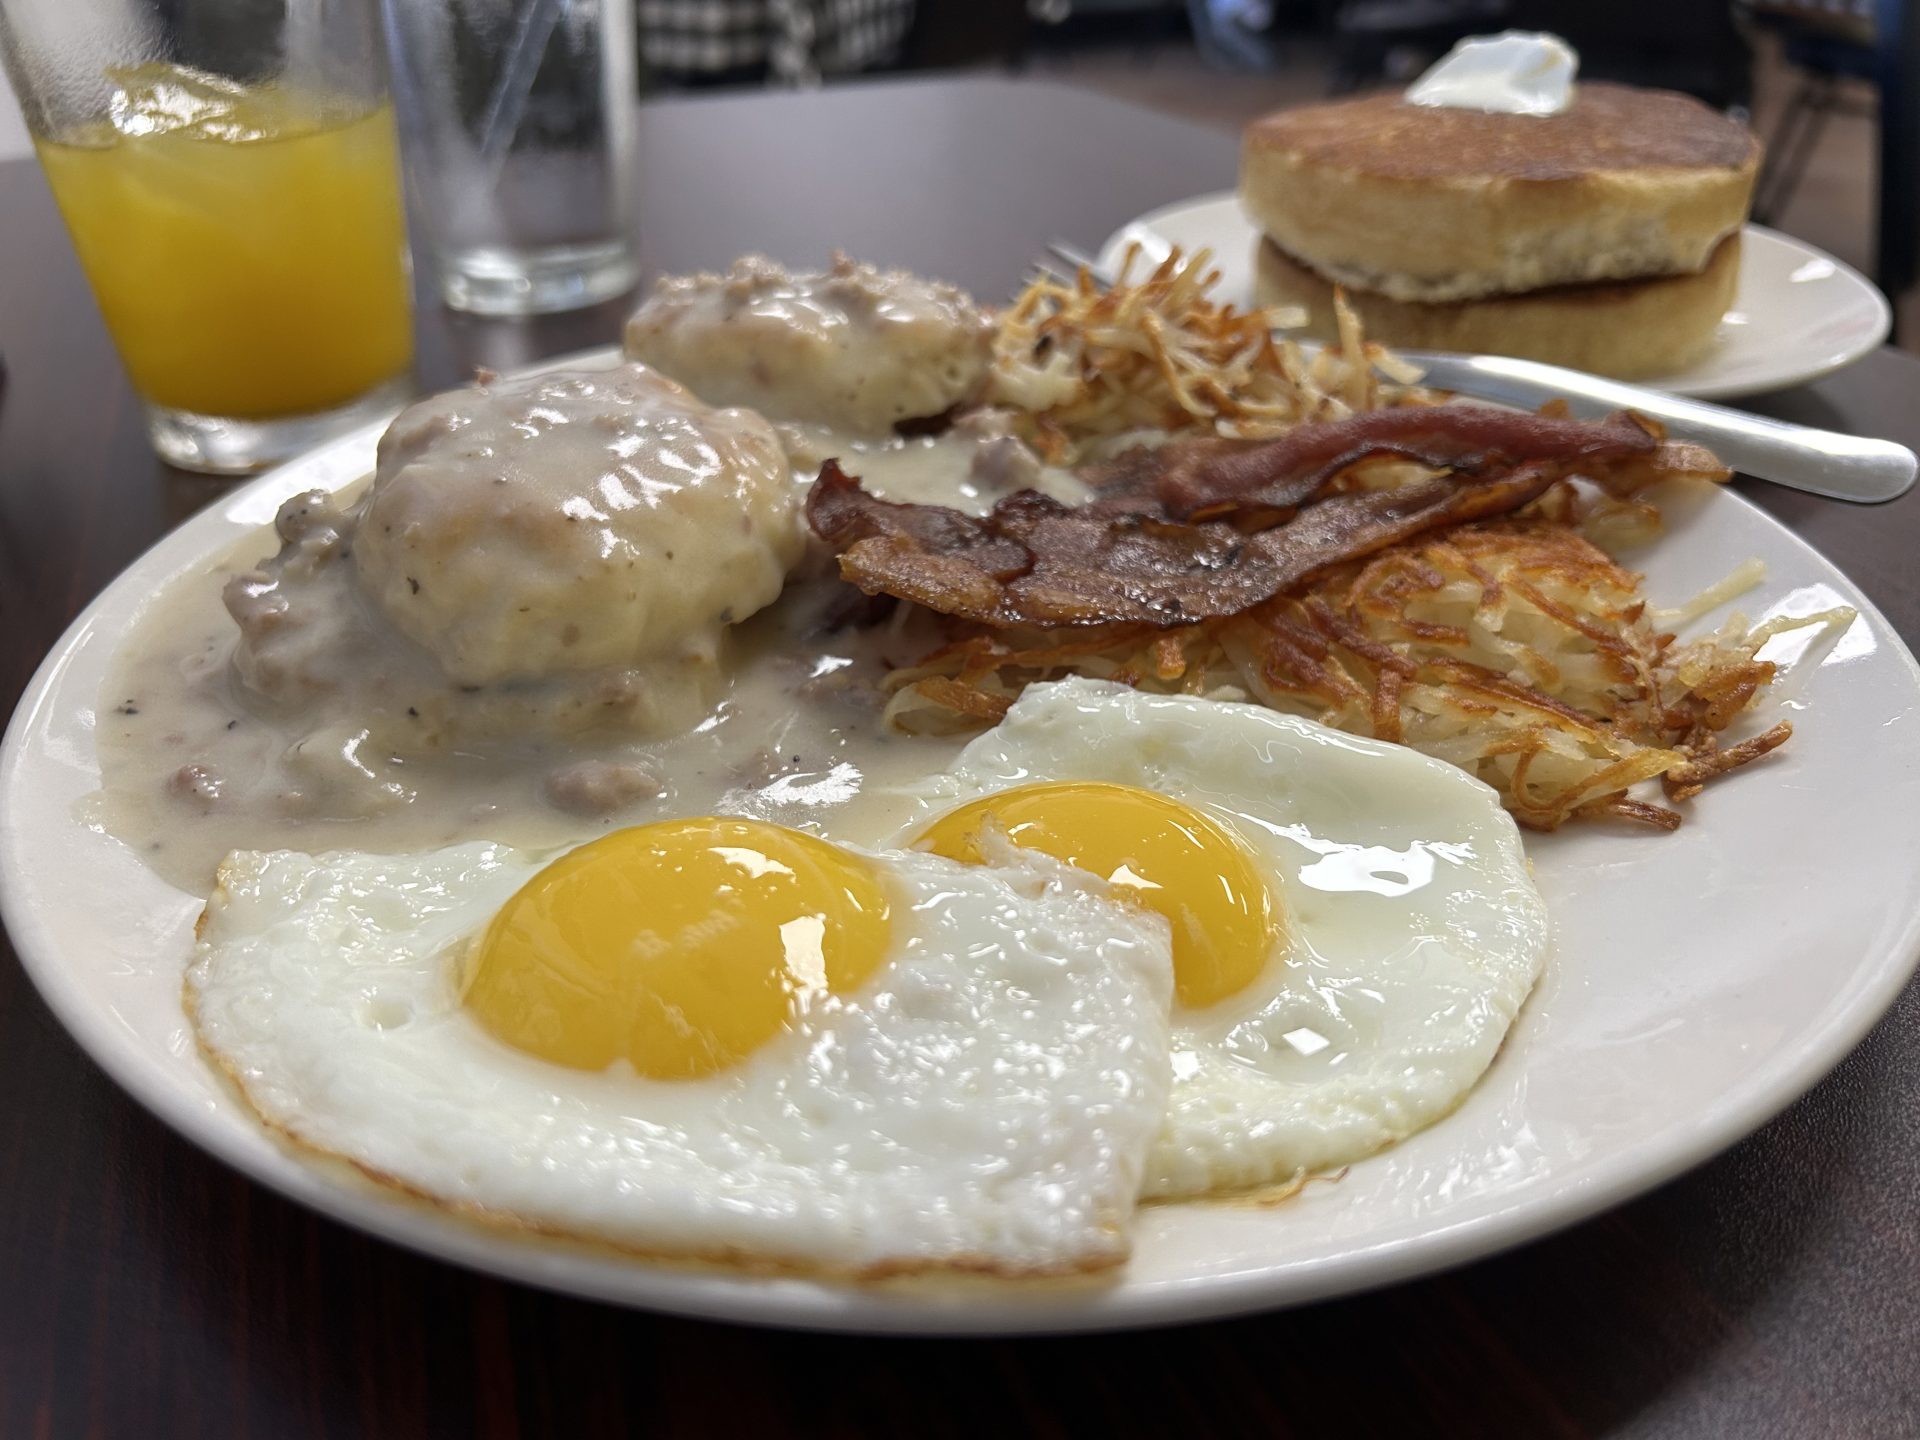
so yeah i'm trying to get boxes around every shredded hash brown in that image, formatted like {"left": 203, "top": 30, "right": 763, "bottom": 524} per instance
{"left": 986, "top": 245, "right": 1423, "bottom": 462}
{"left": 856, "top": 250, "right": 1842, "bottom": 831}
{"left": 882, "top": 525, "right": 1810, "bottom": 830}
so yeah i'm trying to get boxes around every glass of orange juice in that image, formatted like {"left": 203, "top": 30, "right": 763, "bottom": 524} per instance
{"left": 0, "top": 0, "right": 414, "bottom": 472}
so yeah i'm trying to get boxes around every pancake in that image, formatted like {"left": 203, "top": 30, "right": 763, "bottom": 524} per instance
{"left": 1254, "top": 230, "right": 1742, "bottom": 380}
{"left": 1241, "top": 82, "right": 1759, "bottom": 305}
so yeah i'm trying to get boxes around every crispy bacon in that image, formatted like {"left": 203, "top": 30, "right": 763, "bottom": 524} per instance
{"left": 807, "top": 457, "right": 1566, "bottom": 629}
{"left": 808, "top": 406, "right": 1730, "bottom": 632}
{"left": 1145, "top": 405, "right": 1671, "bottom": 521}
{"left": 810, "top": 463, "right": 1239, "bottom": 625}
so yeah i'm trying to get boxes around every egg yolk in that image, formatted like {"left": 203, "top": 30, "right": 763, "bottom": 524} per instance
{"left": 464, "top": 818, "right": 892, "bottom": 1079}
{"left": 915, "top": 781, "right": 1279, "bottom": 1009}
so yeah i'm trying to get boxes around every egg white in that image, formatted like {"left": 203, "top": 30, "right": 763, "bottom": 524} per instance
{"left": 898, "top": 678, "right": 1552, "bottom": 1199}
{"left": 186, "top": 839, "right": 1175, "bottom": 1275}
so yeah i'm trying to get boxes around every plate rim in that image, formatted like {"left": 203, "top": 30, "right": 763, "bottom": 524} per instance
{"left": 6, "top": 360, "right": 1920, "bottom": 1336}
{"left": 1096, "top": 190, "right": 1892, "bottom": 402}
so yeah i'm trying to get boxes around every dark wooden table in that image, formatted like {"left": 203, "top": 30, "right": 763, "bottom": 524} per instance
{"left": 4, "top": 76, "right": 1918, "bottom": 1439}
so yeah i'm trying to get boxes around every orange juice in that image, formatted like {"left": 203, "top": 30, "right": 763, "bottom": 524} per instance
{"left": 36, "top": 65, "right": 413, "bottom": 419}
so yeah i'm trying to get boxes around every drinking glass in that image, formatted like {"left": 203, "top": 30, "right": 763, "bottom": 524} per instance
{"left": 0, "top": 0, "right": 416, "bottom": 473}
{"left": 381, "top": 0, "right": 639, "bottom": 315}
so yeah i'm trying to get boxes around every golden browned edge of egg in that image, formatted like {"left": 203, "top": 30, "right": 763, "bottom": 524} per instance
{"left": 1146, "top": 1168, "right": 1335, "bottom": 1211}
{"left": 182, "top": 884, "right": 1129, "bottom": 1286}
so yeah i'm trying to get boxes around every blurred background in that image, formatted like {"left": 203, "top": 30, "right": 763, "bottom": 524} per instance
{"left": 3, "top": 0, "right": 1911, "bottom": 345}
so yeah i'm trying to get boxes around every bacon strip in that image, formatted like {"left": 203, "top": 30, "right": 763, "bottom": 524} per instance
{"left": 806, "top": 405, "right": 1728, "bottom": 632}
{"left": 809, "top": 463, "right": 1232, "bottom": 625}
{"left": 1151, "top": 405, "right": 1666, "bottom": 520}
{"left": 809, "top": 459, "right": 1561, "bottom": 628}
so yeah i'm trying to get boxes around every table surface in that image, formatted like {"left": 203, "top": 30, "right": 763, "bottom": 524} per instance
{"left": 4, "top": 75, "right": 1919, "bottom": 1439}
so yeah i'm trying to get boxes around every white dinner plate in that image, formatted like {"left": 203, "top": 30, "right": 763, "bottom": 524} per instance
{"left": 6, "top": 347, "right": 1920, "bottom": 1335}
{"left": 1098, "top": 192, "right": 1891, "bottom": 401}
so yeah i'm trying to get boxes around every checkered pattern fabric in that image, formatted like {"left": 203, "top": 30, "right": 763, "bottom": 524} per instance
{"left": 638, "top": 0, "right": 914, "bottom": 82}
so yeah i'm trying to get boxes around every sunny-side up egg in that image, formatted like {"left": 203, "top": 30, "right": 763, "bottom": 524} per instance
{"left": 185, "top": 818, "right": 1176, "bottom": 1275}
{"left": 898, "top": 678, "right": 1551, "bottom": 1200}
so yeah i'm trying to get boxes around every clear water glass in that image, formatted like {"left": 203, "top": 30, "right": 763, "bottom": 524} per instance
{"left": 381, "top": 0, "right": 639, "bottom": 316}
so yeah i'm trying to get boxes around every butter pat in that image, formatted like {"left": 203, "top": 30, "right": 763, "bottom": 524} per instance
{"left": 1405, "top": 31, "right": 1577, "bottom": 116}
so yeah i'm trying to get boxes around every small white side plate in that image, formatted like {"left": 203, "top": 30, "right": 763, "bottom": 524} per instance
{"left": 1099, "top": 192, "right": 1890, "bottom": 400}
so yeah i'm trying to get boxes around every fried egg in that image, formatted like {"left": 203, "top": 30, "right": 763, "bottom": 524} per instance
{"left": 186, "top": 819, "right": 1176, "bottom": 1275}
{"left": 900, "top": 678, "right": 1551, "bottom": 1199}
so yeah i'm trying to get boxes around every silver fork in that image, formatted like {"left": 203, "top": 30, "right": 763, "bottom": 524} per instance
{"left": 1042, "top": 238, "right": 1917, "bottom": 505}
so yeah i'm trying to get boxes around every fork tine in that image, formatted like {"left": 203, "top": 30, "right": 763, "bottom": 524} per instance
{"left": 1046, "top": 238, "right": 1110, "bottom": 284}
{"left": 1015, "top": 260, "right": 1076, "bottom": 302}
